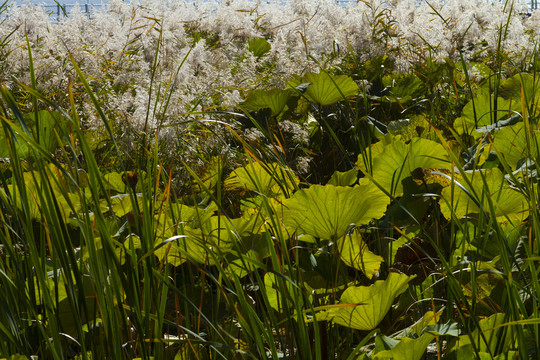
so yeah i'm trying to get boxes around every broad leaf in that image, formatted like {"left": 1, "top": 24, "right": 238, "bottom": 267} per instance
{"left": 440, "top": 168, "right": 528, "bottom": 223}
{"left": 491, "top": 122, "right": 540, "bottom": 170}
{"left": 373, "top": 322, "right": 458, "bottom": 360}
{"left": 453, "top": 89, "right": 521, "bottom": 137}
{"left": 317, "top": 273, "right": 414, "bottom": 330}
{"left": 288, "top": 72, "right": 359, "bottom": 106}
{"left": 450, "top": 313, "right": 514, "bottom": 357}
{"left": 282, "top": 180, "right": 389, "bottom": 241}
{"left": 358, "top": 137, "right": 450, "bottom": 197}
{"left": 240, "top": 88, "right": 293, "bottom": 117}
{"left": 225, "top": 161, "right": 298, "bottom": 196}
{"left": 247, "top": 36, "right": 271, "bottom": 58}
{"left": 337, "top": 230, "right": 383, "bottom": 279}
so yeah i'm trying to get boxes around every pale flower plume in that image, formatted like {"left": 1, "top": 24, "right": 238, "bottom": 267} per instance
{"left": 0, "top": 0, "right": 536, "bottom": 138}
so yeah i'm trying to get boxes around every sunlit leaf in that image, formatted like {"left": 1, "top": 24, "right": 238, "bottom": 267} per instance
{"left": 450, "top": 313, "right": 514, "bottom": 357}
{"left": 373, "top": 321, "right": 458, "bottom": 360}
{"left": 337, "top": 230, "right": 383, "bottom": 279}
{"left": 358, "top": 137, "right": 450, "bottom": 197}
{"left": 282, "top": 180, "right": 389, "bottom": 241}
{"left": 239, "top": 88, "right": 293, "bottom": 117}
{"left": 491, "top": 122, "right": 540, "bottom": 170}
{"left": 317, "top": 273, "right": 414, "bottom": 330}
{"left": 247, "top": 36, "right": 271, "bottom": 58}
{"left": 288, "top": 72, "right": 359, "bottom": 106}
{"left": 225, "top": 161, "right": 298, "bottom": 196}
{"left": 440, "top": 168, "right": 529, "bottom": 223}
{"left": 453, "top": 88, "right": 521, "bottom": 137}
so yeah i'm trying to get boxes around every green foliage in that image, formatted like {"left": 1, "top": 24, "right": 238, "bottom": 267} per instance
{"left": 287, "top": 71, "right": 359, "bottom": 106}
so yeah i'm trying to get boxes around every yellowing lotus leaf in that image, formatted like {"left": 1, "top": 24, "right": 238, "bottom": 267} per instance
{"left": 491, "top": 122, "right": 540, "bottom": 170}
{"left": 440, "top": 168, "right": 529, "bottom": 223}
{"left": 317, "top": 273, "right": 414, "bottom": 330}
{"left": 282, "top": 180, "right": 389, "bottom": 241}
{"left": 453, "top": 89, "right": 521, "bottom": 137}
{"left": 225, "top": 162, "right": 298, "bottom": 196}
{"left": 358, "top": 138, "right": 450, "bottom": 197}
{"left": 338, "top": 230, "right": 383, "bottom": 279}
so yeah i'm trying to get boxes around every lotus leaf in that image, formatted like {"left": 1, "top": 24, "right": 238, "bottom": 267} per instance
{"left": 498, "top": 73, "right": 540, "bottom": 106}
{"left": 288, "top": 72, "right": 359, "bottom": 106}
{"left": 225, "top": 161, "right": 298, "bottom": 196}
{"left": 247, "top": 36, "right": 271, "bottom": 58}
{"left": 382, "top": 73, "right": 426, "bottom": 100}
{"left": 373, "top": 321, "right": 458, "bottom": 360}
{"left": 155, "top": 214, "right": 261, "bottom": 266}
{"left": 281, "top": 180, "right": 389, "bottom": 241}
{"left": 327, "top": 168, "right": 358, "bottom": 186}
{"left": 337, "top": 230, "right": 383, "bottom": 279}
{"left": 358, "top": 137, "right": 450, "bottom": 197}
{"left": 491, "top": 122, "right": 540, "bottom": 170}
{"left": 0, "top": 110, "right": 69, "bottom": 159}
{"left": 316, "top": 273, "right": 414, "bottom": 330}
{"left": 240, "top": 88, "right": 292, "bottom": 117}
{"left": 264, "top": 267, "right": 309, "bottom": 313}
{"left": 450, "top": 313, "right": 514, "bottom": 357}
{"left": 440, "top": 168, "right": 528, "bottom": 223}
{"left": 453, "top": 89, "right": 521, "bottom": 137}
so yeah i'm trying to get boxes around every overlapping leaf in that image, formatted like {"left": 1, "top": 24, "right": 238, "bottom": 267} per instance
{"left": 317, "top": 273, "right": 414, "bottom": 330}
{"left": 281, "top": 180, "right": 389, "bottom": 241}
{"left": 288, "top": 72, "right": 359, "bottom": 106}
{"left": 358, "top": 137, "right": 450, "bottom": 197}
{"left": 440, "top": 168, "right": 528, "bottom": 223}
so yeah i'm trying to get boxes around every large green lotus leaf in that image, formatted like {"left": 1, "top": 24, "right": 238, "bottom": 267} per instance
{"left": 359, "top": 138, "right": 450, "bottom": 197}
{"left": 155, "top": 214, "right": 257, "bottom": 266}
{"left": 454, "top": 62, "right": 493, "bottom": 88}
{"left": 450, "top": 313, "right": 514, "bottom": 357}
{"left": 382, "top": 73, "right": 426, "bottom": 100}
{"left": 282, "top": 180, "right": 389, "bottom": 241}
{"left": 373, "top": 322, "right": 458, "bottom": 360}
{"left": 225, "top": 162, "right": 298, "bottom": 196}
{"left": 288, "top": 72, "right": 359, "bottom": 106}
{"left": 491, "top": 122, "right": 540, "bottom": 170}
{"left": 498, "top": 73, "right": 540, "bottom": 106}
{"left": 453, "top": 89, "right": 521, "bottom": 137}
{"left": 167, "top": 202, "right": 217, "bottom": 228}
{"left": 240, "top": 88, "right": 292, "bottom": 117}
{"left": 327, "top": 168, "right": 359, "bottom": 186}
{"left": 0, "top": 110, "right": 69, "bottom": 158}
{"left": 264, "top": 267, "right": 310, "bottom": 313}
{"left": 440, "top": 168, "right": 528, "bottom": 223}
{"left": 1, "top": 164, "right": 83, "bottom": 220}
{"left": 226, "top": 232, "right": 272, "bottom": 278}
{"left": 317, "top": 273, "right": 414, "bottom": 330}
{"left": 337, "top": 230, "right": 383, "bottom": 279}
{"left": 387, "top": 114, "right": 432, "bottom": 142}
{"left": 246, "top": 36, "right": 271, "bottom": 58}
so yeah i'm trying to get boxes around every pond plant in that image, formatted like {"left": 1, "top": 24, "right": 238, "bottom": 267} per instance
{"left": 1, "top": 0, "right": 540, "bottom": 358}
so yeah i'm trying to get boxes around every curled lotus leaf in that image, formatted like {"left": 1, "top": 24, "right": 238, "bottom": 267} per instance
{"left": 337, "top": 230, "right": 383, "bottom": 279}
{"left": 317, "top": 273, "right": 414, "bottom": 330}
